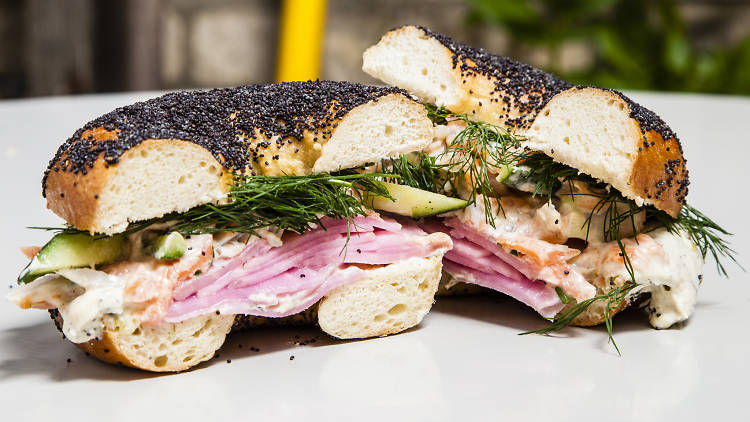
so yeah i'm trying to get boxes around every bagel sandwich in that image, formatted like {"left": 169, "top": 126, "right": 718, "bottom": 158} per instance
{"left": 362, "top": 26, "right": 736, "bottom": 343}
{"left": 7, "top": 80, "right": 464, "bottom": 371}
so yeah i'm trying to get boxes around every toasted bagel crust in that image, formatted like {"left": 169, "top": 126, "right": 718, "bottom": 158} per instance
{"left": 526, "top": 87, "right": 687, "bottom": 217}
{"left": 363, "top": 26, "right": 688, "bottom": 216}
{"left": 44, "top": 81, "right": 434, "bottom": 234}
{"left": 45, "top": 139, "right": 232, "bottom": 234}
{"left": 52, "top": 310, "right": 235, "bottom": 372}
{"left": 364, "top": 25, "right": 571, "bottom": 132}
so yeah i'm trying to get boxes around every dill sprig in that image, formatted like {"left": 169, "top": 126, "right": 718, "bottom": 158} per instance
{"left": 426, "top": 108, "right": 645, "bottom": 351}
{"left": 523, "top": 223, "right": 639, "bottom": 356}
{"left": 379, "top": 153, "right": 445, "bottom": 193}
{"left": 655, "top": 204, "right": 741, "bottom": 277}
{"left": 512, "top": 152, "right": 738, "bottom": 275}
{"left": 517, "top": 162, "right": 736, "bottom": 351}
{"left": 522, "top": 278, "right": 638, "bottom": 355}
{"left": 582, "top": 192, "right": 641, "bottom": 243}
{"left": 520, "top": 160, "right": 736, "bottom": 350}
{"left": 512, "top": 152, "right": 594, "bottom": 201}
{"left": 423, "top": 109, "right": 737, "bottom": 349}
{"left": 172, "top": 172, "right": 392, "bottom": 235}
{"left": 34, "top": 172, "right": 394, "bottom": 237}
{"left": 427, "top": 106, "right": 526, "bottom": 226}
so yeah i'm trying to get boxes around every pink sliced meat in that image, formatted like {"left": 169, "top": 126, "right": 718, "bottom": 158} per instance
{"left": 166, "top": 214, "right": 451, "bottom": 322}
{"left": 444, "top": 219, "right": 537, "bottom": 278}
{"left": 174, "top": 215, "right": 402, "bottom": 301}
{"left": 447, "top": 239, "right": 523, "bottom": 279}
{"left": 420, "top": 218, "right": 564, "bottom": 318}
{"left": 195, "top": 267, "right": 364, "bottom": 319}
{"left": 442, "top": 261, "right": 563, "bottom": 318}
{"left": 172, "top": 239, "right": 273, "bottom": 301}
{"left": 443, "top": 212, "right": 595, "bottom": 302}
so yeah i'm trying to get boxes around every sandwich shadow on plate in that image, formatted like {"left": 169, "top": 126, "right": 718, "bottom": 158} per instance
{"left": 2, "top": 294, "right": 705, "bottom": 379}
{"left": 1, "top": 317, "right": 399, "bottom": 380}
{"left": 430, "top": 291, "right": 674, "bottom": 341}
{"left": 0, "top": 320, "right": 166, "bottom": 381}
{"left": 430, "top": 292, "right": 559, "bottom": 333}
{"left": 212, "top": 322, "right": 424, "bottom": 367}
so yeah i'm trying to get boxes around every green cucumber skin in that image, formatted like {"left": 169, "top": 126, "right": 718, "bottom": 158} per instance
{"left": 410, "top": 197, "right": 469, "bottom": 218}
{"left": 496, "top": 164, "right": 514, "bottom": 184}
{"left": 18, "top": 233, "right": 125, "bottom": 284}
{"left": 151, "top": 232, "right": 187, "bottom": 260}
{"left": 370, "top": 182, "right": 469, "bottom": 218}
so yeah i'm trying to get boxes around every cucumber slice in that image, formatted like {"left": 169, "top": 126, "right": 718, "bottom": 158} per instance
{"left": 495, "top": 164, "right": 515, "bottom": 184}
{"left": 150, "top": 232, "right": 187, "bottom": 260}
{"left": 18, "top": 233, "right": 125, "bottom": 284}
{"left": 367, "top": 182, "right": 469, "bottom": 218}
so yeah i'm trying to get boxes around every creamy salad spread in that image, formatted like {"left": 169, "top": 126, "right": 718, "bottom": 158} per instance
{"left": 421, "top": 122, "right": 705, "bottom": 327}
{"left": 8, "top": 215, "right": 451, "bottom": 343}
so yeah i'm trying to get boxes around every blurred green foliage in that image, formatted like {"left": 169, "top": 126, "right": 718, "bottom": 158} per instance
{"left": 467, "top": 0, "right": 750, "bottom": 94}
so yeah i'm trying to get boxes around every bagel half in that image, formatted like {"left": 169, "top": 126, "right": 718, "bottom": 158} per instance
{"left": 21, "top": 81, "right": 452, "bottom": 372}
{"left": 363, "top": 26, "right": 697, "bottom": 327}
{"left": 363, "top": 25, "right": 687, "bottom": 217}
{"left": 44, "top": 81, "right": 433, "bottom": 235}
{"left": 52, "top": 310, "right": 235, "bottom": 372}
{"left": 525, "top": 87, "right": 687, "bottom": 218}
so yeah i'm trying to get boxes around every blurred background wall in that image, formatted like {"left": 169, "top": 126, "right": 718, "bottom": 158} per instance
{"left": 0, "top": 0, "right": 748, "bottom": 98}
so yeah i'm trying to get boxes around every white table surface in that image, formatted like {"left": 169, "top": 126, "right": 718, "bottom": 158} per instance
{"left": 0, "top": 91, "right": 747, "bottom": 421}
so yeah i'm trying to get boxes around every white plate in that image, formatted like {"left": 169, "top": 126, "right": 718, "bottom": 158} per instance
{"left": 0, "top": 91, "right": 747, "bottom": 421}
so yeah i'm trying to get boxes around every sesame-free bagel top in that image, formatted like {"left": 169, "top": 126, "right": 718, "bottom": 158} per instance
{"left": 415, "top": 26, "right": 683, "bottom": 146}
{"left": 432, "top": 25, "right": 689, "bottom": 211}
{"left": 414, "top": 25, "right": 572, "bottom": 131}
{"left": 42, "top": 80, "right": 406, "bottom": 196}
{"left": 364, "top": 25, "right": 688, "bottom": 215}
{"left": 591, "top": 87, "right": 689, "bottom": 205}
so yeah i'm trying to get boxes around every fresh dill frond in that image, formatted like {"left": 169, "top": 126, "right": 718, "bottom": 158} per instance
{"left": 521, "top": 186, "right": 738, "bottom": 353}
{"left": 603, "top": 239, "right": 637, "bottom": 355}
{"left": 519, "top": 279, "right": 637, "bottom": 339}
{"left": 426, "top": 107, "right": 738, "bottom": 278}
{"left": 33, "top": 172, "right": 394, "bottom": 238}
{"left": 653, "top": 204, "right": 740, "bottom": 277}
{"left": 494, "top": 152, "right": 645, "bottom": 246}
{"left": 422, "top": 105, "right": 738, "bottom": 351}
{"left": 512, "top": 153, "right": 595, "bottom": 201}
{"left": 426, "top": 106, "right": 526, "bottom": 226}
{"left": 527, "top": 194, "right": 642, "bottom": 354}
{"left": 379, "top": 153, "right": 446, "bottom": 193}
{"left": 514, "top": 154, "right": 738, "bottom": 278}
{"left": 583, "top": 191, "right": 644, "bottom": 244}
{"left": 522, "top": 278, "right": 638, "bottom": 356}
{"left": 171, "top": 172, "right": 392, "bottom": 235}
{"left": 522, "top": 227, "right": 638, "bottom": 356}
{"left": 425, "top": 104, "right": 449, "bottom": 125}
{"left": 508, "top": 152, "right": 648, "bottom": 246}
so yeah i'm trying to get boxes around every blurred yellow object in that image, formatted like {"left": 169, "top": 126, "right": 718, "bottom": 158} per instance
{"left": 276, "top": 0, "right": 327, "bottom": 82}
